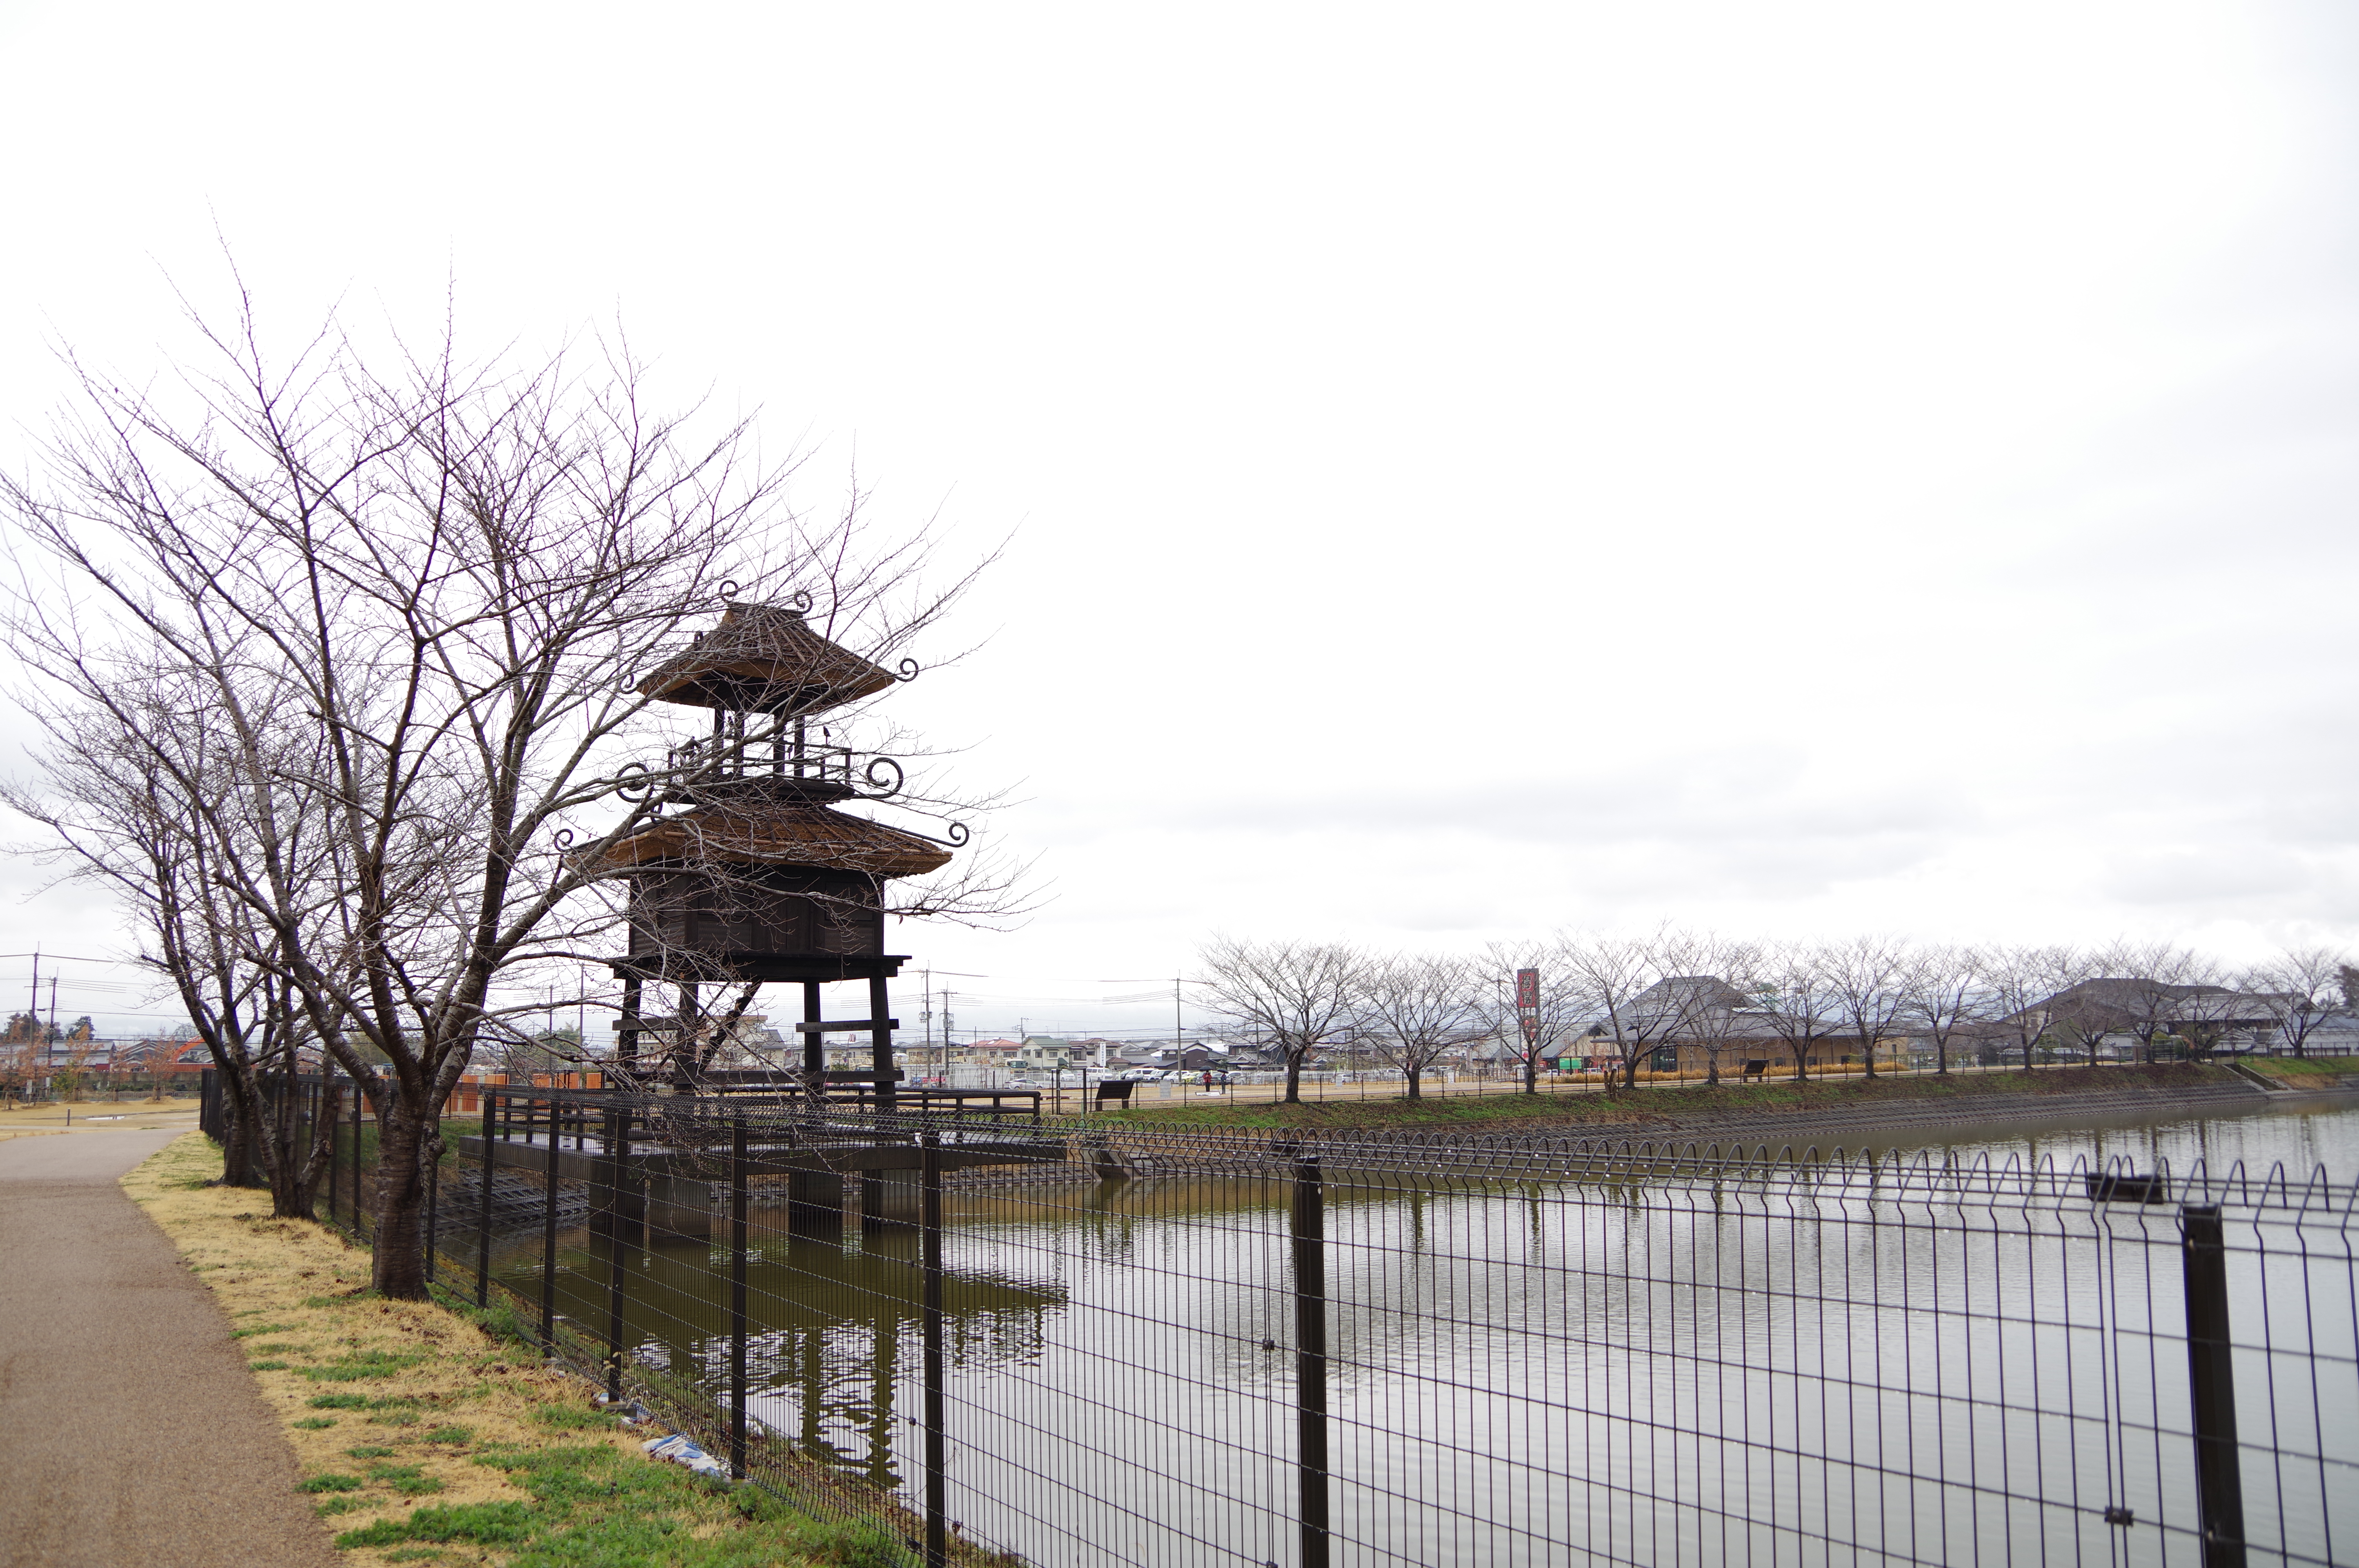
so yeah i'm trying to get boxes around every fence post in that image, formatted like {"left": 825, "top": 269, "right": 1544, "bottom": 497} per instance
{"left": 1292, "top": 1150, "right": 1331, "bottom": 1568}
{"left": 540, "top": 1099, "right": 562, "bottom": 1352}
{"left": 353, "top": 1083, "right": 367, "bottom": 1239}
{"left": 476, "top": 1086, "right": 497, "bottom": 1308}
{"left": 2182, "top": 1204, "right": 2247, "bottom": 1568}
{"left": 605, "top": 1104, "right": 629, "bottom": 1404}
{"left": 731, "top": 1116, "right": 749, "bottom": 1481}
{"left": 328, "top": 1084, "right": 342, "bottom": 1226}
{"left": 425, "top": 1125, "right": 440, "bottom": 1285}
{"left": 921, "top": 1129, "right": 947, "bottom": 1568}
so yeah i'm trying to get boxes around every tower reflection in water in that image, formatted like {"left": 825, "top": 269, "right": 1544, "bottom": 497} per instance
{"left": 489, "top": 1199, "right": 1059, "bottom": 1491}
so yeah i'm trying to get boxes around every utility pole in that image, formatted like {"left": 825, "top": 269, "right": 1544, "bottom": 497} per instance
{"left": 924, "top": 973, "right": 984, "bottom": 1088}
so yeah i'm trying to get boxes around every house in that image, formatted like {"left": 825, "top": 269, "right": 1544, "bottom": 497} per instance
{"left": 1578, "top": 976, "right": 1904, "bottom": 1075}
{"left": 2010, "top": 978, "right": 2288, "bottom": 1058}
{"left": 1013, "top": 1036, "right": 1074, "bottom": 1071}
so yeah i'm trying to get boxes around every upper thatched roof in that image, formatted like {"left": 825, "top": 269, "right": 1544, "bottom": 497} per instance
{"left": 639, "top": 602, "right": 901, "bottom": 715}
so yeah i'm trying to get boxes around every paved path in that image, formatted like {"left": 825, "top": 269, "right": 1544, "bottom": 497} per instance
{"left": 0, "top": 1131, "right": 340, "bottom": 1568}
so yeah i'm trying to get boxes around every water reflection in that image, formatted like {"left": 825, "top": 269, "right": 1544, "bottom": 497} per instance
{"left": 1822, "top": 1093, "right": 2359, "bottom": 1176}
{"left": 491, "top": 1201, "right": 1060, "bottom": 1489}
{"left": 480, "top": 1101, "right": 2358, "bottom": 1567}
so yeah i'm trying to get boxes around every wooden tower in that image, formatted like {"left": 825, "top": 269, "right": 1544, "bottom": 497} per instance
{"left": 598, "top": 600, "right": 954, "bottom": 1103}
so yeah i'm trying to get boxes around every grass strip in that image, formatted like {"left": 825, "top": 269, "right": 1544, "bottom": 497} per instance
{"left": 1091, "top": 1062, "right": 2253, "bottom": 1130}
{"left": 123, "top": 1131, "right": 918, "bottom": 1567}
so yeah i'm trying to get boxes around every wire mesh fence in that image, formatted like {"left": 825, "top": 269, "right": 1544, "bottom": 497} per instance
{"left": 206, "top": 1073, "right": 2359, "bottom": 1567}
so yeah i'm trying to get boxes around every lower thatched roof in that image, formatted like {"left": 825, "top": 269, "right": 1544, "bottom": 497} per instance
{"left": 593, "top": 804, "right": 952, "bottom": 880}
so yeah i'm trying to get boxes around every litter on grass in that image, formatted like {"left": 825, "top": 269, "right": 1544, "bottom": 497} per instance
{"left": 643, "top": 1433, "right": 729, "bottom": 1479}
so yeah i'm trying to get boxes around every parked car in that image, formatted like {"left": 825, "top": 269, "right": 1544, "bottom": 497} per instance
{"left": 1115, "top": 1067, "right": 1163, "bottom": 1082}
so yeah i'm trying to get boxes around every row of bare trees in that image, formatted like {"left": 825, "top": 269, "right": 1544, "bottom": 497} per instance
{"left": 0, "top": 1033, "right": 194, "bottom": 1103}
{"left": 2, "top": 289, "right": 1004, "bottom": 1297}
{"left": 1196, "top": 931, "right": 2354, "bottom": 1105}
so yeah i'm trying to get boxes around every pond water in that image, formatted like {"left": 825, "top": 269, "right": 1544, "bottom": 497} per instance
{"left": 1809, "top": 1093, "right": 2359, "bottom": 1178}
{"left": 485, "top": 1096, "right": 2359, "bottom": 1567}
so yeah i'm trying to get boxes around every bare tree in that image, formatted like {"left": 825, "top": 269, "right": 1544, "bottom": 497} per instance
{"left": 1748, "top": 940, "right": 1841, "bottom": 1082}
{"left": 1196, "top": 937, "right": 1365, "bottom": 1104}
{"left": 2246, "top": 946, "right": 2350, "bottom": 1057}
{"left": 2101, "top": 942, "right": 2203, "bottom": 1065}
{"left": 1555, "top": 931, "right": 1675, "bottom": 1090}
{"left": 1478, "top": 941, "right": 1590, "bottom": 1093}
{"left": 1617, "top": 931, "right": 1763, "bottom": 1087}
{"left": 1985, "top": 944, "right": 2084, "bottom": 1070}
{"left": 2165, "top": 953, "right": 2241, "bottom": 1059}
{"left": 1822, "top": 934, "right": 1909, "bottom": 1081}
{"left": 0, "top": 1023, "right": 34, "bottom": 1105}
{"left": 4, "top": 664, "right": 347, "bottom": 1209}
{"left": 4, "top": 289, "right": 1007, "bottom": 1296}
{"left": 1356, "top": 952, "right": 1485, "bottom": 1101}
{"left": 1898, "top": 943, "right": 1985, "bottom": 1076}
{"left": 128, "top": 1034, "right": 190, "bottom": 1102}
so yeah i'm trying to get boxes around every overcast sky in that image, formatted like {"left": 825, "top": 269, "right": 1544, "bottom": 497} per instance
{"left": 4, "top": 2, "right": 2356, "bottom": 1040}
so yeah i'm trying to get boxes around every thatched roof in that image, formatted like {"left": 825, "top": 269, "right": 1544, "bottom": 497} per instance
{"left": 639, "top": 602, "right": 901, "bottom": 715}
{"left": 595, "top": 802, "right": 952, "bottom": 880}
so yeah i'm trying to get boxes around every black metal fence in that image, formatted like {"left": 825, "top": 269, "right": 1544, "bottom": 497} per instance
{"left": 207, "top": 1074, "right": 2359, "bottom": 1566}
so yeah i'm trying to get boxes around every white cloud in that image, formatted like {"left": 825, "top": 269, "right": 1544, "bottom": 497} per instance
{"left": 3, "top": 1, "right": 2357, "bottom": 1033}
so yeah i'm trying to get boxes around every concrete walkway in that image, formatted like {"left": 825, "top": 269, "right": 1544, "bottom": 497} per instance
{"left": 0, "top": 1131, "right": 341, "bottom": 1568}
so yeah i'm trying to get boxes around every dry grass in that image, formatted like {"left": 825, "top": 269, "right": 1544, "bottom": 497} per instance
{"left": 122, "top": 1132, "right": 912, "bottom": 1568}
{"left": 4, "top": 1101, "right": 200, "bottom": 1129}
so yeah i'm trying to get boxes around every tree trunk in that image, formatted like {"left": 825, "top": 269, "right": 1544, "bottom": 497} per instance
{"left": 268, "top": 1081, "right": 339, "bottom": 1221}
{"left": 1405, "top": 1066, "right": 1422, "bottom": 1100}
{"left": 1861, "top": 1040, "right": 1878, "bottom": 1080}
{"left": 1283, "top": 1053, "right": 1303, "bottom": 1105}
{"left": 216, "top": 1085, "right": 262, "bottom": 1188}
{"left": 1792, "top": 1047, "right": 1809, "bottom": 1082}
{"left": 369, "top": 1097, "right": 431, "bottom": 1299}
{"left": 1934, "top": 1037, "right": 1948, "bottom": 1075}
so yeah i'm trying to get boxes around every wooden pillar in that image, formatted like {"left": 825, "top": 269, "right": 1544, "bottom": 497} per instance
{"left": 869, "top": 974, "right": 895, "bottom": 1119}
{"left": 801, "top": 981, "right": 824, "bottom": 1094}
{"left": 618, "top": 975, "right": 643, "bottom": 1074}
